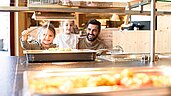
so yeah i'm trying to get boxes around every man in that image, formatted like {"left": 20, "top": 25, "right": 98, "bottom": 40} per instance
{"left": 78, "top": 19, "right": 108, "bottom": 50}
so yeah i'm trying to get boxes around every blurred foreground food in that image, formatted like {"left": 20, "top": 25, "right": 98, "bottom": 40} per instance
{"left": 26, "top": 69, "right": 171, "bottom": 94}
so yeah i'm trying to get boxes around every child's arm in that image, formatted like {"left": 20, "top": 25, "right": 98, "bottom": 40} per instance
{"left": 21, "top": 29, "right": 30, "bottom": 41}
{"left": 21, "top": 28, "right": 38, "bottom": 41}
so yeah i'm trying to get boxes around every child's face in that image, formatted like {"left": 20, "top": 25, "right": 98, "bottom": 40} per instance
{"left": 63, "top": 21, "right": 74, "bottom": 34}
{"left": 40, "top": 28, "right": 55, "bottom": 45}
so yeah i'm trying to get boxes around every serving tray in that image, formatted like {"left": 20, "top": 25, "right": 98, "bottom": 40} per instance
{"left": 23, "top": 67, "right": 171, "bottom": 96}
{"left": 23, "top": 49, "right": 96, "bottom": 63}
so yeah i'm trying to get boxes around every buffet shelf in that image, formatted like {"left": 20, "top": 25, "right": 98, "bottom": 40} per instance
{"left": 0, "top": 6, "right": 125, "bottom": 13}
{"left": 0, "top": 56, "right": 169, "bottom": 96}
{"left": 15, "top": 56, "right": 171, "bottom": 96}
{"left": 0, "top": 0, "right": 152, "bottom": 13}
{"left": 0, "top": 6, "right": 171, "bottom": 15}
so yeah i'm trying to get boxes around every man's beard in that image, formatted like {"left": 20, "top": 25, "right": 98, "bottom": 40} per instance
{"left": 87, "top": 33, "right": 98, "bottom": 41}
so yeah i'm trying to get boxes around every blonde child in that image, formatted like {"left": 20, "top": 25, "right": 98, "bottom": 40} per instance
{"left": 54, "top": 20, "right": 78, "bottom": 49}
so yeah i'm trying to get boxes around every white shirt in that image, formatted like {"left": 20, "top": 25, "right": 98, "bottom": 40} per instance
{"left": 54, "top": 33, "right": 78, "bottom": 49}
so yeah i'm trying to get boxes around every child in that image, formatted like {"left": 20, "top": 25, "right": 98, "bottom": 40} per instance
{"left": 54, "top": 20, "right": 78, "bottom": 49}
{"left": 20, "top": 22, "right": 56, "bottom": 50}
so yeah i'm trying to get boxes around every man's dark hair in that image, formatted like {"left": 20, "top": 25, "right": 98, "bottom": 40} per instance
{"left": 86, "top": 19, "right": 101, "bottom": 32}
{"left": 42, "top": 23, "right": 56, "bottom": 37}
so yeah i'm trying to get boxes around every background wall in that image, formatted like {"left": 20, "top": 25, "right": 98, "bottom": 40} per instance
{"left": 99, "top": 15, "right": 171, "bottom": 53}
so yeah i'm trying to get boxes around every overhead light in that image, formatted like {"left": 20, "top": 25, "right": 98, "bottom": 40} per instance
{"left": 110, "top": 14, "right": 120, "bottom": 21}
{"left": 32, "top": 12, "right": 75, "bottom": 21}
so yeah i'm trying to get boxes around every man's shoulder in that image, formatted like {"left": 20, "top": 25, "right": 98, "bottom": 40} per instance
{"left": 97, "top": 39, "right": 108, "bottom": 49}
{"left": 97, "top": 39, "right": 105, "bottom": 44}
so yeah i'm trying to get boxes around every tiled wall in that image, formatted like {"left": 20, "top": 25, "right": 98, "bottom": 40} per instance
{"left": 99, "top": 28, "right": 116, "bottom": 49}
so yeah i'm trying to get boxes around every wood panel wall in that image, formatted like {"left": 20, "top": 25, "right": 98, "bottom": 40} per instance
{"left": 99, "top": 16, "right": 171, "bottom": 53}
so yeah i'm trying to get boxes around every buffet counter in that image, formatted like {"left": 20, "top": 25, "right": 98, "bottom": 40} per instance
{"left": 1, "top": 55, "right": 171, "bottom": 96}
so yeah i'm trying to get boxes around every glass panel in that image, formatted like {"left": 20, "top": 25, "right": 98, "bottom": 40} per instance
{"left": 0, "top": 0, "right": 10, "bottom": 56}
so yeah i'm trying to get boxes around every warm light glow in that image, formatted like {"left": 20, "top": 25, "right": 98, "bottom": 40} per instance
{"left": 110, "top": 14, "right": 120, "bottom": 21}
{"left": 32, "top": 12, "right": 75, "bottom": 21}
{"left": 129, "top": 55, "right": 137, "bottom": 59}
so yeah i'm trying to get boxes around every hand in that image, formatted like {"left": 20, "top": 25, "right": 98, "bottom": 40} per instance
{"left": 21, "top": 28, "right": 32, "bottom": 41}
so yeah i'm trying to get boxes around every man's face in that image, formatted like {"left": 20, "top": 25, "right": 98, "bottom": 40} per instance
{"left": 86, "top": 24, "right": 99, "bottom": 42}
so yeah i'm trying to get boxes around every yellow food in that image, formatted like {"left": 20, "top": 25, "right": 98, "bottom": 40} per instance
{"left": 48, "top": 48, "right": 59, "bottom": 51}
{"left": 48, "top": 47, "right": 72, "bottom": 51}
{"left": 27, "top": 69, "right": 171, "bottom": 94}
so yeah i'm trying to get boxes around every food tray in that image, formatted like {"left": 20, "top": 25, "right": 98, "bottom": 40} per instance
{"left": 23, "top": 67, "right": 171, "bottom": 96}
{"left": 23, "top": 49, "right": 96, "bottom": 63}
{"left": 103, "top": 52, "right": 159, "bottom": 62}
